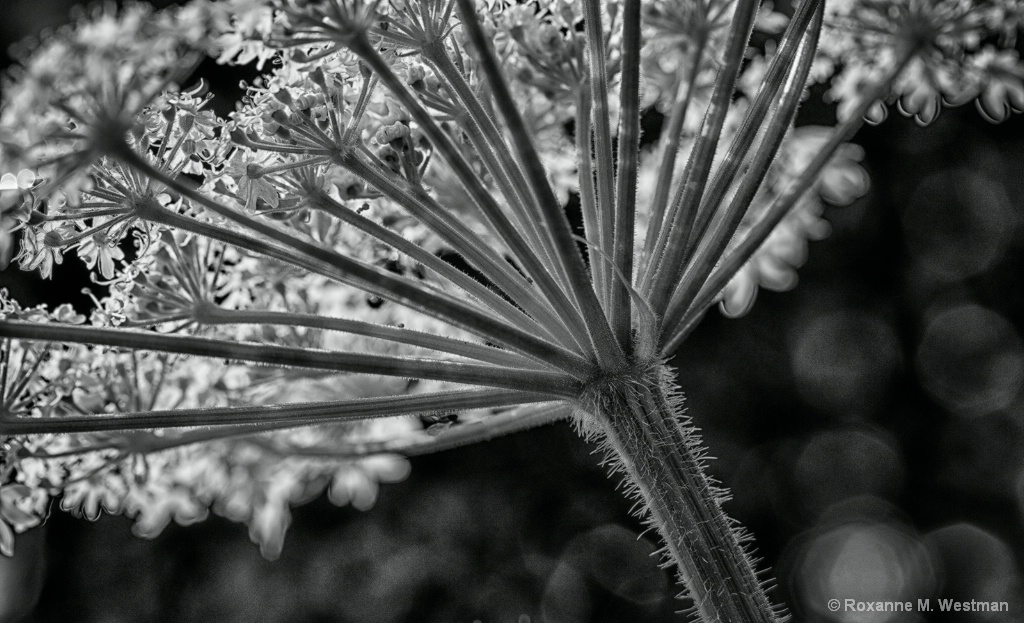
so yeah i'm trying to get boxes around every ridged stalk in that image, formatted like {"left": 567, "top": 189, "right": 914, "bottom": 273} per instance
{"left": 581, "top": 367, "right": 780, "bottom": 623}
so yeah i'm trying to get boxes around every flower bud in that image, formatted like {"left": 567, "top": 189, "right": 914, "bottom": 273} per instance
{"left": 376, "top": 122, "right": 411, "bottom": 146}
{"left": 246, "top": 163, "right": 265, "bottom": 179}
{"left": 43, "top": 230, "right": 65, "bottom": 247}
{"left": 274, "top": 89, "right": 294, "bottom": 107}
{"left": 406, "top": 65, "right": 427, "bottom": 91}
{"left": 272, "top": 125, "right": 293, "bottom": 141}
{"left": 183, "top": 78, "right": 209, "bottom": 99}
{"left": 309, "top": 67, "right": 328, "bottom": 89}
{"left": 263, "top": 120, "right": 281, "bottom": 135}
{"left": 377, "top": 145, "right": 402, "bottom": 172}
{"left": 228, "top": 128, "right": 249, "bottom": 146}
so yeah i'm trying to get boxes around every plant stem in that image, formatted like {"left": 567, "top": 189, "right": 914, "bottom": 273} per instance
{"left": 350, "top": 34, "right": 617, "bottom": 367}
{"left": 664, "top": 3, "right": 824, "bottom": 329}
{"left": 195, "top": 305, "right": 544, "bottom": 370}
{"left": 580, "top": 0, "right": 616, "bottom": 312}
{"left": 0, "top": 319, "right": 578, "bottom": 396}
{"left": 422, "top": 43, "right": 563, "bottom": 286}
{"left": 575, "top": 86, "right": 604, "bottom": 306}
{"left": 114, "top": 146, "right": 592, "bottom": 375}
{"left": 640, "top": 34, "right": 706, "bottom": 271}
{"left": 308, "top": 189, "right": 567, "bottom": 348}
{"left": 663, "top": 51, "right": 914, "bottom": 352}
{"left": 449, "top": 1, "right": 626, "bottom": 370}
{"left": 645, "top": 0, "right": 759, "bottom": 315}
{"left": 610, "top": 0, "right": 642, "bottom": 350}
{"left": 688, "top": 0, "right": 823, "bottom": 254}
{"left": 584, "top": 367, "right": 780, "bottom": 623}
{"left": 336, "top": 157, "right": 586, "bottom": 353}
{"left": 255, "top": 401, "right": 572, "bottom": 459}
{"left": 0, "top": 387, "right": 550, "bottom": 435}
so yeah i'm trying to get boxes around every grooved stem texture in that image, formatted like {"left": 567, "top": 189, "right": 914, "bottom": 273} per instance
{"left": 590, "top": 369, "right": 780, "bottom": 623}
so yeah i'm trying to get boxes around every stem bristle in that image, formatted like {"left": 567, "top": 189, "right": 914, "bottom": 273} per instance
{"left": 569, "top": 365, "right": 786, "bottom": 622}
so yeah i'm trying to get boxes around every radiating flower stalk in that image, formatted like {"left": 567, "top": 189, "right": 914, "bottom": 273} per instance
{"left": 0, "top": 0, "right": 1022, "bottom": 619}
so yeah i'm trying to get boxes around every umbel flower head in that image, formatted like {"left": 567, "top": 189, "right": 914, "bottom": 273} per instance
{"left": 0, "top": 1, "right": 1022, "bottom": 621}
{"left": 0, "top": 3, "right": 213, "bottom": 194}
{"left": 819, "top": 0, "right": 1024, "bottom": 123}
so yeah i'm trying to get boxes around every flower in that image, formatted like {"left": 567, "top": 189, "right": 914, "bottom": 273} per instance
{"left": 15, "top": 222, "right": 67, "bottom": 279}
{"left": 208, "top": 0, "right": 279, "bottom": 68}
{"left": 1, "top": 0, "right": 1022, "bottom": 595}
{"left": 0, "top": 5, "right": 230, "bottom": 283}
{"left": 0, "top": 4, "right": 206, "bottom": 204}
{"left": 127, "top": 231, "right": 245, "bottom": 326}
{"left": 711, "top": 126, "right": 866, "bottom": 319}
{"left": 225, "top": 150, "right": 282, "bottom": 211}
{"left": 76, "top": 225, "right": 127, "bottom": 279}
{"left": 0, "top": 484, "right": 47, "bottom": 557}
{"left": 972, "top": 47, "right": 1024, "bottom": 122}
{"left": 60, "top": 469, "right": 128, "bottom": 521}
{"left": 328, "top": 454, "right": 411, "bottom": 511}
{"left": 819, "top": 0, "right": 1024, "bottom": 124}
{"left": 498, "top": 0, "right": 589, "bottom": 100}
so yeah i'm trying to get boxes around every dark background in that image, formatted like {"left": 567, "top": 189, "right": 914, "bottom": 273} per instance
{"left": 2, "top": 1, "right": 1024, "bottom": 621}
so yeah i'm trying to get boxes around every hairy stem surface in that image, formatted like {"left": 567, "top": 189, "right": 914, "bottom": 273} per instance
{"left": 581, "top": 367, "right": 780, "bottom": 623}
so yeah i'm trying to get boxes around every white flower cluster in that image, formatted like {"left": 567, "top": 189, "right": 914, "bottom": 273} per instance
{"left": 820, "top": 0, "right": 1024, "bottom": 124}
{"left": 1, "top": 314, "right": 422, "bottom": 558}
{"left": 0, "top": 0, "right": 1021, "bottom": 562}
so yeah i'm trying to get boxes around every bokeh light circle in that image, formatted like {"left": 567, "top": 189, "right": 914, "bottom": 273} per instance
{"left": 793, "top": 429, "right": 904, "bottom": 520}
{"left": 790, "top": 309, "right": 902, "bottom": 417}
{"left": 795, "top": 518, "right": 936, "bottom": 623}
{"left": 925, "top": 523, "right": 1020, "bottom": 612}
{"left": 916, "top": 303, "right": 1024, "bottom": 416}
{"left": 901, "top": 169, "right": 1015, "bottom": 281}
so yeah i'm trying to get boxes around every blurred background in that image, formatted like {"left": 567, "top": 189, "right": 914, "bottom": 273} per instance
{"left": 2, "top": 1, "right": 1024, "bottom": 621}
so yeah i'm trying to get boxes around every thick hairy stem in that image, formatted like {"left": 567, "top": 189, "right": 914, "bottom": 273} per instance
{"left": 581, "top": 368, "right": 781, "bottom": 623}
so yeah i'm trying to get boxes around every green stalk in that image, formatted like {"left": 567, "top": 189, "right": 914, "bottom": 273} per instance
{"left": 0, "top": 387, "right": 550, "bottom": 434}
{"left": 0, "top": 320, "right": 579, "bottom": 396}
